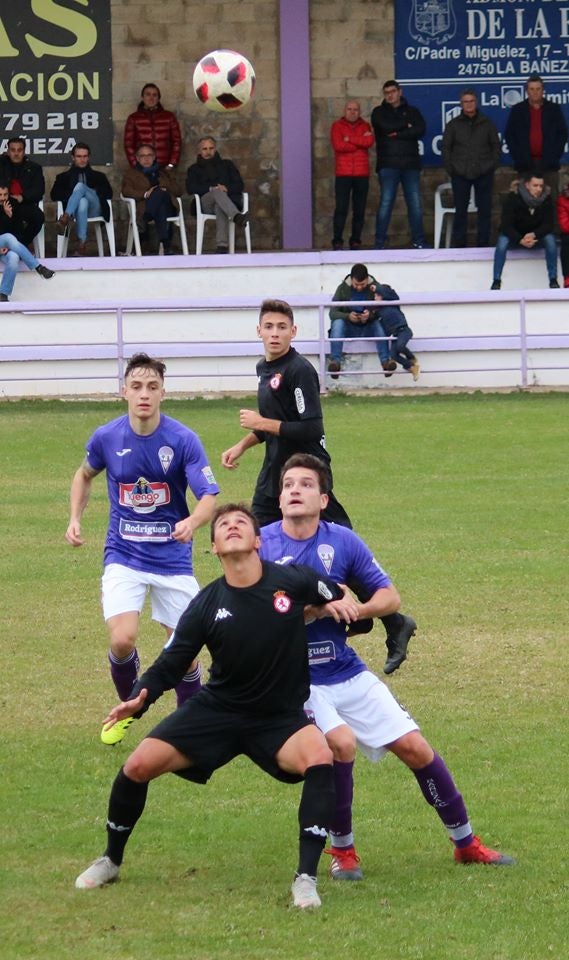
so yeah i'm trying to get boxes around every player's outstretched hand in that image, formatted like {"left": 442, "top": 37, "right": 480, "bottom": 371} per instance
{"left": 102, "top": 689, "right": 148, "bottom": 730}
{"left": 65, "top": 521, "right": 84, "bottom": 546}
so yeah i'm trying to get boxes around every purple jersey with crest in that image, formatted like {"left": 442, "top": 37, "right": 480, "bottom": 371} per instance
{"left": 85, "top": 413, "right": 219, "bottom": 575}
{"left": 259, "top": 520, "right": 391, "bottom": 684}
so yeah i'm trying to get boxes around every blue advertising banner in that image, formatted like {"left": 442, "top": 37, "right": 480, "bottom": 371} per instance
{"left": 0, "top": 1, "right": 112, "bottom": 165}
{"left": 395, "top": 0, "right": 569, "bottom": 166}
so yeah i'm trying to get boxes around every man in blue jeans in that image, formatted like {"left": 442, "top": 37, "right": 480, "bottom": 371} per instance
{"left": 0, "top": 182, "right": 54, "bottom": 300}
{"left": 371, "top": 80, "right": 427, "bottom": 250}
{"left": 51, "top": 142, "right": 113, "bottom": 257}
{"left": 491, "top": 173, "right": 559, "bottom": 290}
{"left": 328, "top": 263, "right": 396, "bottom": 379}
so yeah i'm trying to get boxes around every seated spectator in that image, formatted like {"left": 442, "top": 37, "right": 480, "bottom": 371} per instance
{"left": 0, "top": 137, "right": 45, "bottom": 247}
{"left": 556, "top": 180, "right": 569, "bottom": 288}
{"left": 122, "top": 144, "right": 179, "bottom": 254}
{"left": 186, "top": 137, "right": 249, "bottom": 254}
{"left": 330, "top": 100, "right": 374, "bottom": 251}
{"left": 0, "top": 226, "right": 54, "bottom": 304}
{"left": 50, "top": 143, "right": 113, "bottom": 257}
{"left": 124, "top": 83, "right": 181, "bottom": 170}
{"left": 372, "top": 282, "right": 420, "bottom": 380}
{"left": 491, "top": 173, "right": 558, "bottom": 289}
{"left": 328, "top": 262, "right": 395, "bottom": 379}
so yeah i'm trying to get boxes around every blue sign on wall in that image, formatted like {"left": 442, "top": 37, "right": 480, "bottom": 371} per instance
{"left": 395, "top": 0, "right": 569, "bottom": 166}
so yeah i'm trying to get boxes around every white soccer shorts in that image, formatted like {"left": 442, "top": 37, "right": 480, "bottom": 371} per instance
{"left": 101, "top": 563, "right": 199, "bottom": 628}
{"left": 304, "top": 670, "right": 418, "bottom": 762}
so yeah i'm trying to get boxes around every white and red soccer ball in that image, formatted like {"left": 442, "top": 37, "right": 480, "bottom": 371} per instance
{"left": 193, "top": 49, "right": 255, "bottom": 113}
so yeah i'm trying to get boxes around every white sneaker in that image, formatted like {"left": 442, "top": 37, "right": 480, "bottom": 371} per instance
{"left": 75, "top": 855, "right": 120, "bottom": 889}
{"left": 291, "top": 873, "right": 321, "bottom": 909}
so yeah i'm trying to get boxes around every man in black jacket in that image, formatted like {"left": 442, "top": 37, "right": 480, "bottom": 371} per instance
{"left": 50, "top": 142, "right": 112, "bottom": 256}
{"left": 0, "top": 137, "right": 45, "bottom": 247}
{"left": 505, "top": 75, "right": 567, "bottom": 199}
{"left": 442, "top": 89, "right": 501, "bottom": 247}
{"left": 371, "top": 80, "right": 427, "bottom": 249}
{"left": 491, "top": 173, "right": 558, "bottom": 290}
{"left": 186, "top": 136, "right": 249, "bottom": 253}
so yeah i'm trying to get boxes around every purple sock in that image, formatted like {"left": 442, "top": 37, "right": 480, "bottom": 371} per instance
{"left": 175, "top": 663, "right": 201, "bottom": 707}
{"left": 108, "top": 648, "right": 140, "bottom": 701}
{"left": 413, "top": 752, "right": 473, "bottom": 846}
{"left": 329, "top": 760, "right": 354, "bottom": 843}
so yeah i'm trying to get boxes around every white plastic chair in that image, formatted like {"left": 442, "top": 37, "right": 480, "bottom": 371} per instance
{"left": 32, "top": 200, "right": 45, "bottom": 259}
{"left": 56, "top": 199, "right": 116, "bottom": 257}
{"left": 120, "top": 194, "right": 189, "bottom": 256}
{"left": 193, "top": 191, "right": 251, "bottom": 254}
{"left": 434, "top": 182, "right": 477, "bottom": 248}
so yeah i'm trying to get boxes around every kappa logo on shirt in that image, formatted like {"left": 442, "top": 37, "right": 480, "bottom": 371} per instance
{"left": 273, "top": 590, "right": 292, "bottom": 614}
{"left": 215, "top": 607, "right": 233, "bottom": 621}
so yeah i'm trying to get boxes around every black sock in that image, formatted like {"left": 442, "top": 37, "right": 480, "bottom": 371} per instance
{"left": 297, "top": 764, "right": 335, "bottom": 877}
{"left": 104, "top": 767, "right": 149, "bottom": 866}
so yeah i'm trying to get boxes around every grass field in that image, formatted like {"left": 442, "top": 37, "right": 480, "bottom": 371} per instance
{"left": 1, "top": 392, "right": 568, "bottom": 960}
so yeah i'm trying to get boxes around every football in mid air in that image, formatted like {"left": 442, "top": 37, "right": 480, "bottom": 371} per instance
{"left": 193, "top": 49, "right": 255, "bottom": 113}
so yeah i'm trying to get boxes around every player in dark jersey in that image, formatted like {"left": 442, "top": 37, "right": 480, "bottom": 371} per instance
{"left": 260, "top": 454, "right": 515, "bottom": 878}
{"left": 221, "top": 298, "right": 416, "bottom": 674}
{"left": 65, "top": 353, "right": 219, "bottom": 744}
{"left": 75, "top": 503, "right": 358, "bottom": 910}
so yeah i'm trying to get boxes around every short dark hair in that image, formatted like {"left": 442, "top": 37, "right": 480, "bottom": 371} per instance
{"left": 7, "top": 137, "right": 26, "bottom": 148}
{"left": 72, "top": 141, "right": 91, "bottom": 156}
{"left": 259, "top": 299, "right": 295, "bottom": 325}
{"left": 141, "top": 82, "right": 161, "bottom": 98}
{"left": 350, "top": 263, "right": 369, "bottom": 281}
{"left": 527, "top": 74, "right": 543, "bottom": 86}
{"left": 136, "top": 143, "right": 156, "bottom": 156}
{"left": 210, "top": 502, "right": 260, "bottom": 542}
{"left": 522, "top": 171, "right": 544, "bottom": 184}
{"left": 460, "top": 88, "right": 477, "bottom": 101}
{"left": 383, "top": 79, "right": 400, "bottom": 91}
{"left": 279, "top": 454, "right": 331, "bottom": 494}
{"left": 124, "top": 352, "right": 166, "bottom": 381}
{"left": 0, "top": 180, "right": 9, "bottom": 191}
{"left": 198, "top": 135, "right": 216, "bottom": 146}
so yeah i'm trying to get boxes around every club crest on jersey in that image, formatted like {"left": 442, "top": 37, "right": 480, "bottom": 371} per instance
{"left": 120, "top": 477, "right": 171, "bottom": 513}
{"left": 270, "top": 372, "right": 283, "bottom": 391}
{"left": 158, "top": 445, "right": 174, "bottom": 474}
{"left": 294, "top": 387, "right": 306, "bottom": 414}
{"left": 317, "top": 544, "right": 334, "bottom": 574}
{"left": 273, "top": 590, "right": 292, "bottom": 614}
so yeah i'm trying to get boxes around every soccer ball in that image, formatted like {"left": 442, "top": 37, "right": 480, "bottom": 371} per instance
{"left": 192, "top": 49, "right": 255, "bottom": 113}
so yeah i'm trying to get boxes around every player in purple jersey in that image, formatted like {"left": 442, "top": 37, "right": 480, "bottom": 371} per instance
{"left": 221, "top": 298, "right": 417, "bottom": 674}
{"left": 65, "top": 353, "right": 219, "bottom": 745}
{"left": 75, "top": 503, "right": 358, "bottom": 910}
{"left": 260, "top": 454, "right": 515, "bottom": 880}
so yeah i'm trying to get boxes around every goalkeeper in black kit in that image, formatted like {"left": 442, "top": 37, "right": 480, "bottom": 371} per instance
{"left": 75, "top": 502, "right": 361, "bottom": 909}
{"left": 221, "top": 298, "right": 416, "bottom": 674}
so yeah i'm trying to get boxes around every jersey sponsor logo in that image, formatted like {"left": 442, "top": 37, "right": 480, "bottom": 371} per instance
{"left": 308, "top": 640, "right": 336, "bottom": 664}
{"left": 269, "top": 372, "right": 282, "bottom": 390}
{"left": 273, "top": 590, "right": 292, "bottom": 613}
{"left": 119, "top": 477, "right": 171, "bottom": 514}
{"left": 202, "top": 465, "right": 217, "bottom": 485}
{"left": 214, "top": 607, "right": 233, "bottom": 621}
{"left": 294, "top": 387, "right": 306, "bottom": 414}
{"left": 119, "top": 518, "right": 172, "bottom": 541}
{"left": 115, "top": 448, "right": 132, "bottom": 457}
{"left": 158, "top": 445, "right": 174, "bottom": 474}
{"left": 317, "top": 580, "right": 334, "bottom": 601}
{"left": 274, "top": 555, "right": 294, "bottom": 565}
{"left": 317, "top": 544, "right": 334, "bottom": 574}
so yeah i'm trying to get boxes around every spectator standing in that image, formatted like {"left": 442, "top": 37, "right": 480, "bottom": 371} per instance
{"left": 556, "top": 180, "right": 569, "bottom": 288}
{"left": 371, "top": 80, "right": 427, "bottom": 249}
{"left": 442, "top": 89, "right": 501, "bottom": 247}
{"left": 122, "top": 144, "right": 179, "bottom": 254}
{"left": 51, "top": 143, "right": 113, "bottom": 257}
{"left": 505, "top": 74, "right": 568, "bottom": 198}
{"left": 186, "top": 137, "right": 249, "bottom": 254}
{"left": 330, "top": 100, "right": 374, "bottom": 251}
{"left": 491, "top": 174, "right": 558, "bottom": 290}
{"left": 124, "top": 83, "right": 182, "bottom": 170}
{"left": 328, "top": 262, "right": 395, "bottom": 378}
{"left": 0, "top": 137, "right": 45, "bottom": 247}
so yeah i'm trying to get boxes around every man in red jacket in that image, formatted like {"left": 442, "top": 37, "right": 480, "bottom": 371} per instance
{"left": 330, "top": 101, "right": 374, "bottom": 251}
{"left": 124, "top": 83, "right": 182, "bottom": 170}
